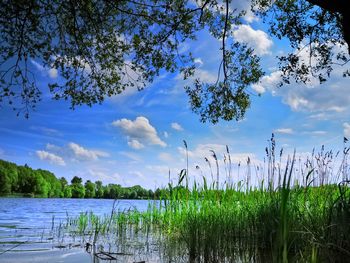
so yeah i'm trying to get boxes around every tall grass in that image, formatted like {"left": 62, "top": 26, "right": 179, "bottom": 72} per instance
{"left": 157, "top": 137, "right": 350, "bottom": 262}
{"left": 155, "top": 181, "right": 348, "bottom": 261}
{"left": 60, "top": 137, "right": 350, "bottom": 262}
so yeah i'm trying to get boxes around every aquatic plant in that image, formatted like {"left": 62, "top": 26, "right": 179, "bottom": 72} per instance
{"left": 61, "top": 138, "right": 350, "bottom": 262}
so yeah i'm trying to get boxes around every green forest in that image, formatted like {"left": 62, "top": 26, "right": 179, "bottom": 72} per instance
{"left": 0, "top": 159, "right": 157, "bottom": 199}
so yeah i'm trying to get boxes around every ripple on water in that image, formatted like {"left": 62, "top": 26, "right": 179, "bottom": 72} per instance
{"left": 0, "top": 198, "right": 153, "bottom": 262}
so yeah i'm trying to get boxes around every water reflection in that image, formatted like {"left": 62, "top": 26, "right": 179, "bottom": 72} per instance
{"left": 0, "top": 198, "right": 274, "bottom": 262}
{"left": 0, "top": 198, "right": 152, "bottom": 262}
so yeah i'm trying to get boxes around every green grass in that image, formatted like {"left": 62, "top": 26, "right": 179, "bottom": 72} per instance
{"left": 153, "top": 183, "right": 349, "bottom": 262}
{"left": 60, "top": 183, "right": 350, "bottom": 262}
{"left": 60, "top": 141, "right": 350, "bottom": 262}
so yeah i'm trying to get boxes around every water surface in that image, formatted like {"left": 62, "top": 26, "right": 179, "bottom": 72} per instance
{"left": 0, "top": 198, "right": 152, "bottom": 262}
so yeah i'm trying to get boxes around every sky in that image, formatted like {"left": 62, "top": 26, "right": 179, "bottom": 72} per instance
{"left": 1, "top": 1, "right": 349, "bottom": 189}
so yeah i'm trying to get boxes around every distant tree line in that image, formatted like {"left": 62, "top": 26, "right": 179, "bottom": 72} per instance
{"left": 0, "top": 159, "right": 161, "bottom": 199}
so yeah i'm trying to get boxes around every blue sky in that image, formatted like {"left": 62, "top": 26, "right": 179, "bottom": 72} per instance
{"left": 1, "top": 2, "right": 349, "bottom": 189}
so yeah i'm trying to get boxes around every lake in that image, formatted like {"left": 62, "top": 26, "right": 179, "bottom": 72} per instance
{"left": 0, "top": 198, "right": 157, "bottom": 263}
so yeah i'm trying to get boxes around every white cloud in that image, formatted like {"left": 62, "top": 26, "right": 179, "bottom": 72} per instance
{"left": 274, "top": 128, "right": 294, "bottom": 134}
{"left": 344, "top": 123, "right": 350, "bottom": 138}
{"left": 251, "top": 71, "right": 281, "bottom": 94}
{"left": 30, "top": 59, "right": 45, "bottom": 71}
{"left": 107, "top": 59, "right": 151, "bottom": 102}
{"left": 171, "top": 122, "right": 184, "bottom": 131}
{"left": 48, "top": 68, "right": 58, "bottom": 78}
{"left": 129, "top": 171, "right": 145, "bottom": 179}
{"left": 257, "top": 44, "right": 350, "bottom": 114}
{"left": 36, "top": 150, "right": 66, "bottom": 166}
{"left": 194, "top": 58, "right": 204, "bottom": 66}
{"left": 178, "top": 143, "right": 225, "bottom": 159}
{"left": 201, "top": 0, "right": 257, "bottom": 23}
{"left": 195, "top": 68, "right": 218, "bottom": 83}
{"left": 127, "top": 139, "right": 145, "bottom": 150}
{"left": 176, "top": 143, "right": 262, "bottom": 187}
{"left": 308, "top": 113, "right": 329, "bottom": 121}
{"left": 177, "top": 143, "right": 260, "bottom": 164}
{"left": 108, "top": 85, "right": 139, "bottom": 102}
{"left": 251, "top": 83, "right": 266, "bottom": 94}
{"left": 54, "top": 55, "right": 92, "bottom": 73}
{"left": 233, "top": 25, "right": 273, "bottom": 55}
{"left": 163, "top": 131, "right": 169, "bottom": 138}
{"left": 312, "top": 131, "right": 327, "bottom": 135}
{"left": 146, "top": 165, "right": 170, "bottom": 176}
{"left": 30, "top": 59, "right": 58, "bottom": 79}
{"left": 176, "top": 68, "right": 217, "bottom": 84}
{"left": 37, "top": 142, "right": 108, "bottom": 163}
{"left": 68, "top": 142, "right": 110, "bottom": 161}
{"left": 112, "top": 116, "right": 166, "bottom": 147}
{"left": 88, "top": 168, "right": 121, "bottom": 183}
{"left": 231, "top": 0, "right": 258, "bottom": 23}
{"left": 46, "top": 143, "right": 61, "bottom": 151}
{"left": 30, "top": 126, "right": 62, "bottom": 136}
{"left": 229, "top": 153, "right": 259, "bottom": 164}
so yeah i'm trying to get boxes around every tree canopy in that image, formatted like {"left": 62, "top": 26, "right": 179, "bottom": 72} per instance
{"left": 0, "top": 0, "right": 348, "bottom": 122}
{"left": 0, "top": 158, "right": 155, "bottom": 199}
{"left": 253, "top": 0, "right": 350, "bottom": 85}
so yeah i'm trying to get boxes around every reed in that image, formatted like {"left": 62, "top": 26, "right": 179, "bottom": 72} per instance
{"left": 61, "top": 138, "right": 350, "bottom": 262}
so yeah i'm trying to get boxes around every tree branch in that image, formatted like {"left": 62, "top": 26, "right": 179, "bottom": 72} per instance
{"left": 305, "top": 0, "right": 346, "bottom": 13}
{"left": 306, "top": 0, "right": 350, "bottom": 53}
{"left": 222, "top": 0, "right": 229, "bottom": 83}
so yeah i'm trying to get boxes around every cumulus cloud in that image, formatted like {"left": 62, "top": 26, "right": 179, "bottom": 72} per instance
{"left": 344, "top": 123, "right": 350, "bottom": 138}
{"left": 112, "top": 116, "right": 166, "bottom": 147}
{"left": 68, "top": 142, "right": 110, "bottom": 161}
{"left": 257, "top": 69, "right": 350, "bottom": 113}
{"left": 38, "top": 142, "right": 109, "bottom": 163}
{"left": 233, "top": 25, "right": 273, "bottom": 55}
{"left": 171, "top": 122, "right": 184, "bottom": 131}
{"left": 231, "top": 0, "right": 257, "bottom": 23}
{"left": 251, "top": 71, "right": 281, "bottom": 94}
{"left": 251, "top": 83, "right": 266, "bottom": 94}
{"left": 36, "top": 150, "right": 66, "bottom": 166}
{"left": 254, "top": 44, "right": 350, "bottom": 114}
{"left": 274, "top": 128, "right": 294, "bottom": 134}
{"left": 127, "top": 139, "right": 145, "bottom": 150}
{"left": 196, "top": 69, "right": 218, "bottom": 83}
